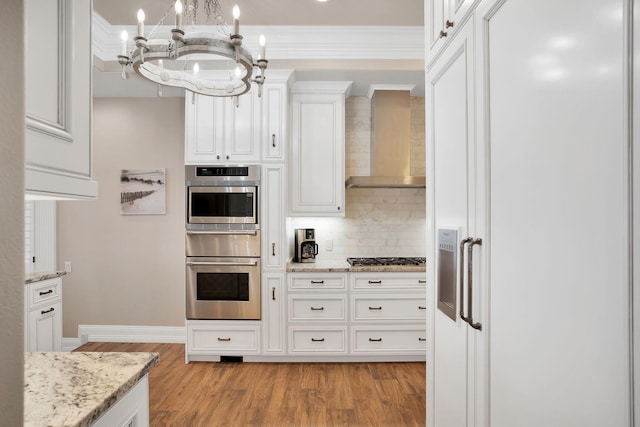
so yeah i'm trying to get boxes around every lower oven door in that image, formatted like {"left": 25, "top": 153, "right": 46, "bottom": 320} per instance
{"left": 186, "top": 257, "right": 261, "bottom": 320}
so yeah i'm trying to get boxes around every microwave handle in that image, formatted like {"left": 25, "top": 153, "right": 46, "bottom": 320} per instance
{"left": 186, "top": 261, "right": 258, "bottom": 267}
{"left": 186, "top": 230, "right": 258, "bottom": 236}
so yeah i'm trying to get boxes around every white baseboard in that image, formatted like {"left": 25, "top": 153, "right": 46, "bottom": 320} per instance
{"left": 64, "top": 325, "right": 186, "bottom": 351}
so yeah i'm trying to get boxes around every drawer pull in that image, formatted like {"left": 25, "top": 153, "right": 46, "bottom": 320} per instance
{"left": 419, "top": 338, "right": 426, "bottom": 342}
{"left": 272, "top": 287, "right": 276, "bottom": 301}
{"left": 310, "top": 306, "right": 325, "bottom": 311}
{"left": 272, "top": 134, "right": 276, "bottom": 147}
{"left": 39, "top": 289, "right": 54, "bottom": 296}
{"left": 418, "top": 306, "right": 427, "bottom": 310}
{"left": 418, "top": 280, "right": 426, "bottom": 284}
{"left": 217, "top": 337, "right": 231, "bottom": 342}
{"left": 368, "top": 280, "right": 382, "bottom": 285}
{"left": 368, "top": 306, "right": 383, "bottom": 310}
{"left": 41, "top": 307, "right": 55, "bottom": 315}
{"left": 310, "top": 280, "right": 325, "bottom": 284}
{"left": 311, "top": 338, "right": 325, "bottom": 342}
{"left": 368, "top": 338, "right": 382, "bottom": 342}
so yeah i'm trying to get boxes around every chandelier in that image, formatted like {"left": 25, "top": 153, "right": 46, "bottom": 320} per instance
{"left": 117, "top": 0, "right": 268, "bottom": 97}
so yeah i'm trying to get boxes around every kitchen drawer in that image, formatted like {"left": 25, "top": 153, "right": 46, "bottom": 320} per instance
{"left": 351, "top": 326, "right": 426, "bottom": 354}
{"left": 187, "top": 324, "right": 260, "bottom": 354}
{"left": 289, "top": 295, "right": 346, "bottom": 321}
{"left": 28, "top": 278, "right": 62, "bottom": 308}
{"left": 350, "top": 273, "right": 426, "bottom": 291}
{"left": 288, "top": 273, "right": 347, "bottom": 290}
{"left": 288, "top": 327, "right": 347, "bottom": 353}
{"left": 351, "top": 294, "right": 426, "bottom": 321}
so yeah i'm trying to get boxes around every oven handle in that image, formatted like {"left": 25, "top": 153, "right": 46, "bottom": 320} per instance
{"left": 186, "top": 230, "right": 258, "bottom": 236}
{"left": 186, "top": 261, "right": 258, "bottom": 267}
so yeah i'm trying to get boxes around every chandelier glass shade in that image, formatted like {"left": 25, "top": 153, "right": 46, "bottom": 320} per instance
{"left": 117, "top": 0, "right": 267, "bottom": 97}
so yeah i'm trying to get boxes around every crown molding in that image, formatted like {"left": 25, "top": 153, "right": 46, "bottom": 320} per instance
{"left": 92, "top": 11, "right": 424, "bottom": 63}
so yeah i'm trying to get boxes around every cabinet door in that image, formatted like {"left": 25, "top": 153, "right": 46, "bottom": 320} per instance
{"left": 262, "top": 84, "right": 287, "bottom": 161}
{"left": 184, "top": 93, "right": 224, "bottom": 163}
{"left": 28, "top": 301, "right": 62, "bottom": 352}
{"left": 290, "top": 92, "right": 345, "bottom": 216}
{"left": 426, "top": 0, "right": 476, "bottom": 63}
{"left": 263, "top": 274, "right": 285, "bottom": 354}
{"left": 426, "top": 19, "right": 477, "bottom": 427}
{"left": 225, "top": 89, "right": 261, "bottom": 163}
{"left": 24, "top": 0, "right": 97, "bottom": 198}
{"left": 262, "top": 165, "right": 285, "bottom": 269}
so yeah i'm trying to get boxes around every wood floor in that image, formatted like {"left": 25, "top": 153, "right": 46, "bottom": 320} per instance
{"left": 74, "top": 342, "right": 426, "bottom": 427}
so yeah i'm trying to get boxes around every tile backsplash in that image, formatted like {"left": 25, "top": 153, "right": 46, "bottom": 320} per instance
{"left": 290, "top": 95, "right": 426, "bottom": 261}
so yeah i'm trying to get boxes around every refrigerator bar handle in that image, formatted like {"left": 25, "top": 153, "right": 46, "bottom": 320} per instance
{"left": 465, "top": 238, "right": 483, "bottom": 331}
{"left": 459, "top": 237, "right": 473, "bottom": 323}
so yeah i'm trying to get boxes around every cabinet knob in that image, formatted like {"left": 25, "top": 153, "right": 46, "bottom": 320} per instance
{"left": 445, "top": 20, "right": 454, "bottom": 28}
{"left": 439, "top": 30, "right": 448, "bottom": 38}
{"left": 337, "top": 206, "right": 341, "bottom": 211}
{"left": 226, "top": 155, "right": 230, "bottom": 160}
{"left": 216, "top": 155, "right": 220, "bottom": 160}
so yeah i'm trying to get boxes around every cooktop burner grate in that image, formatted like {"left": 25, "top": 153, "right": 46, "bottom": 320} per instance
{"left": 346, "top": 257, "right": 426, "bottom": 266}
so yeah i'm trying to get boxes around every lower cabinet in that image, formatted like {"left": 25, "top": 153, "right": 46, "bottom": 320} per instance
{"left": 262, "top": 273, "right": 285, "bottom": 354}
{"left": 289, "top": 327, "right": 348, "bottom": 354}
{"left": 186, "top": 321, "right": 261, "bottom": 362}
{"left": 92, "top": 375, "right": 150, "bottom": 427}
{"left": 24, "top": 277, "right": 63, "bottom": 352}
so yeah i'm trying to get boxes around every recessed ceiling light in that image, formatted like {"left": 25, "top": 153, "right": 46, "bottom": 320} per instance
{"left": 317, "top": 0, "right": 329, "bottom": 2}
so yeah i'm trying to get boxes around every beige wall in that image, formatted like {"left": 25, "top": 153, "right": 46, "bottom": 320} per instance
{"left": 0, "top": 0, "right": 24, "bottom": 421}
{"left": 58, "top": 98, "right": 185, "bottom": 337}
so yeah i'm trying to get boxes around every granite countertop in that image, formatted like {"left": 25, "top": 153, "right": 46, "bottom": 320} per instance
{"left": 25, "top": 271, "right": 67, "bottom": 284}
{"left": 24, "top": 351, "right": 159, "bottom": 427}
{"left": 286, "top": 259, "right": 426, "bottom": 273}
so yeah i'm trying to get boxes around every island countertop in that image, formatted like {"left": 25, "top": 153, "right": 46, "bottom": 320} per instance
{"left": 24, "top": 351, "right": 159, "bottom": 427}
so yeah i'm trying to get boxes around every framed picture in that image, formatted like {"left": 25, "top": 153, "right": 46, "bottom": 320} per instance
{"left": 120, "top": 169, "right": 166, "bottom": 215}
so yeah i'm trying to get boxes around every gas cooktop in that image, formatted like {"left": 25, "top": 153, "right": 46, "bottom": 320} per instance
{"left": 346, "top": 257, "right": 426, "bottom": 267}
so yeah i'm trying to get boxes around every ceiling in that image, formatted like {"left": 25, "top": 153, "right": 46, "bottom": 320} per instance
{"left": 92, "top": 0, "right": 425, "bottom": 98}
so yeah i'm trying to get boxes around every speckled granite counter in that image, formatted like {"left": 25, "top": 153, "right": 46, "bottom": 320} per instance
{"left": 25, "top": 271, "right": 67, "bottom": 284}
{"left": 287, "top": 259, "right": 426, "bottom": 273}
{"left": 24, "top": 352, "right": 159, "bottom": 427}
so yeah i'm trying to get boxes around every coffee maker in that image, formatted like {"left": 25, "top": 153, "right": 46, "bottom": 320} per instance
{"left": 293, "top": 228, "right": 318, "bottom": 263}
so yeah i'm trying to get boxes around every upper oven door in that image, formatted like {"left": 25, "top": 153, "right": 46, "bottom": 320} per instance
{"left": 187, "top": 186, "right": 257, "bottom": 225}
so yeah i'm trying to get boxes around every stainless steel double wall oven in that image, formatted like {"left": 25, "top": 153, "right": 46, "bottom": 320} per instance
{"left": 185, "top": 165, "right": 261, "bottom": 320}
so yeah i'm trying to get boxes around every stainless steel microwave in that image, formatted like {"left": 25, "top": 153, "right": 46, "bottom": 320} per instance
{"left": 185, "top": 165, "right": 260, "bottom": 228}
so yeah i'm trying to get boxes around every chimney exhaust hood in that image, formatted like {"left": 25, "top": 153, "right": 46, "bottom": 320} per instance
{"left": 345, "top": 85, "right": 425, "bottom": 189}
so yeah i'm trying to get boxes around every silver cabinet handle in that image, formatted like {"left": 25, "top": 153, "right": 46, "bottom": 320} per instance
{"left": 311, "top": 338, "right": 325, "bottom": 342}
{"left": 272, "top": 134, "right": 276, "bottom": 147}
{"left": 460, "top": 237, "right": 482, "bottom": 331}
{"left": 217, "top": 337, "right": 231, "bottom": 342}
{"left": 310, "top": 306, "right": 325, "bottom": 311}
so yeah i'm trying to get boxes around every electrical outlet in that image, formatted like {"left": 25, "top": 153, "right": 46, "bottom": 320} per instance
{"left": 64, "top": 261, "right": 72, "bottom": 273}
{"left": 325, "top": 240, "right": 333, "bottom": 251}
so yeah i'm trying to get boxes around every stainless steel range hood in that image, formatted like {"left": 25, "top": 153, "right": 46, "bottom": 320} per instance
{"left": 345, "top": 87, "right": 425, "bottom": 189}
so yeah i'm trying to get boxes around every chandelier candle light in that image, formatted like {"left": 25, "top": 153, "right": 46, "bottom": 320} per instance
{"left": 117, "top": 0, "right": 268, "bottom": 98}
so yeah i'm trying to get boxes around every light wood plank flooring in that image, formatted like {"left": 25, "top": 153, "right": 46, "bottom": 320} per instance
{"left": 74, "top": 342, "right": 426, "bottom": 427}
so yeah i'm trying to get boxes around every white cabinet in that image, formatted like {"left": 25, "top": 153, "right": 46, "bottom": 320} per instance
{"left": 426, "top": 1, "right": 632, "bottom": 425}
{"left": 287, "top": 272, "right": 348, "bottom": 355}
{"left": 24, "top": 0, "right": 97, "bottom": 199}
{"left": 186, "top": 320, "right": 261, "bottom": 362}
{"left": 185, "top": 88, "right": 261, "bottom": 164}
{"left": 261, "top": 165, "right": 286, "bottom": 269}
{"left": 92, "top": 375, "right": 150, "bottom": 427}
{"left": 24, "top": 277, "right": 62, "bottom": 352}
{"left": 289, "top": 82, "right": 352, "bottom": 216}
{"left": 262, "top": 273, "right": 285, "bottom": 354}
{"left": 425, "top": 0, "right": 476, "bottom": 61}
{"left": 262, "top": 82, "right": 288, "bottom": 161}
{"left": 349, "top": 272, "right": 426, "bottom": 356}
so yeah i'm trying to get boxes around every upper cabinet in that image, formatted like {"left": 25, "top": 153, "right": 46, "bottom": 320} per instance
{"left": 185, "top": 70, "right": 293, "bottom": 165}
{"left": 24, "top": 0, "right": 98, "bottom": 199}
{"left": 289, "top": 81, "right": 352, "bottom": 217}
{"left": 425, "top": 0, "right": 476, "bottom": 62}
